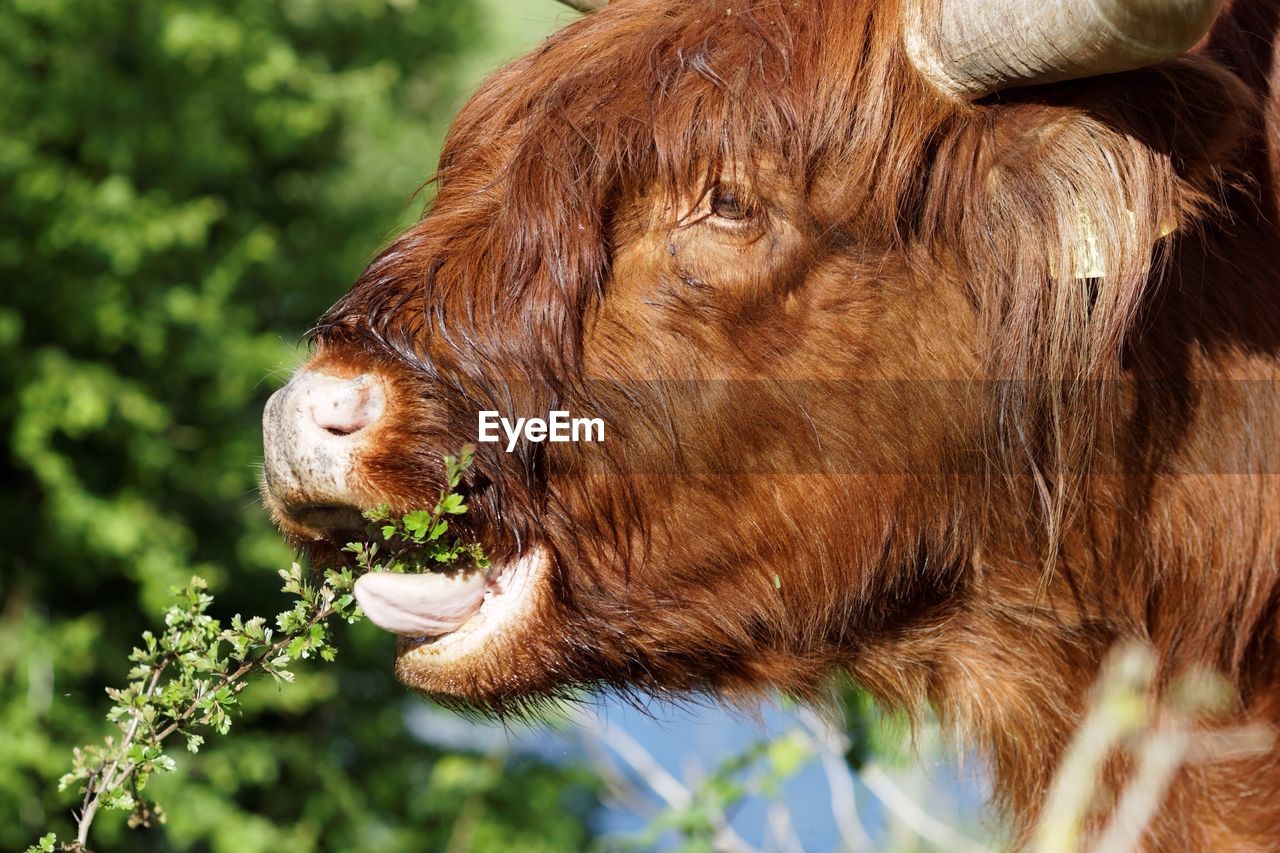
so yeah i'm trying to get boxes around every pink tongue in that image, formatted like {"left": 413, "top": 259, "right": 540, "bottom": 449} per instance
{"left": 353, "top": 570, "right": 487, "bottom": 636}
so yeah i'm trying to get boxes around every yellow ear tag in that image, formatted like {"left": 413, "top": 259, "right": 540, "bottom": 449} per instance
{"left": 1064, "top": 207, "right": 1178, "bottom": 280}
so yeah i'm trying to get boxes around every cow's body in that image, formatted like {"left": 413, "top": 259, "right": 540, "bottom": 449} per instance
{"left": 262, "top": 1, "right": 1280, "bottom": 845}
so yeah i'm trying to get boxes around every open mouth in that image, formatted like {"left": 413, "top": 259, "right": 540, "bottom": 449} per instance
{"left": 262, "top": 367, "right": 552, "bottom": 660}
{"left": 291, "top": 504, "right": 368, "bottom": 539}
{"left": 353, "top": 545, "right": 548, "bottom": 648}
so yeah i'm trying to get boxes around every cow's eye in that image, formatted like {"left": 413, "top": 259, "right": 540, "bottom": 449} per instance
{"left": 709, "top": 185, "right": 753, "bottom": 221}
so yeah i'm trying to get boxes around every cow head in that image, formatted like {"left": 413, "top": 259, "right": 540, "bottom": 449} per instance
{"left": 261, "top": 0, "right": 1251, "bottom": 714}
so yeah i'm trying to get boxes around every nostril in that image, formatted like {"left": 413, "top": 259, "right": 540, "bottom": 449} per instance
{"left": 308, "top": 374, "right": 385, "bottom": 437}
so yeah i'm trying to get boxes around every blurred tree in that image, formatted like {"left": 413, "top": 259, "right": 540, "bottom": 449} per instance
{"left": 0, "top": 0, "right": 598, "bottom": 850}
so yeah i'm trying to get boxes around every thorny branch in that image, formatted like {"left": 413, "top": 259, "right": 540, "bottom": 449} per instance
{"left": 33, "top": 449, "right": 483, "bottom": 853}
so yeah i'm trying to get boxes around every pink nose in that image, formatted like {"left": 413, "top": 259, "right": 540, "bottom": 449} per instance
{"left": 262, "top": 371, "right": 386, "bottom": 526}
{"left": 309, "top": 374, "right": 385, "bottom": 436}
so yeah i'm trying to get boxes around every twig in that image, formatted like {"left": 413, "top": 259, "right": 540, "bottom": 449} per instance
{"left": 69, "top": 597, "right": 339, "bottom": 848}
{"left": 1033, "top": 641, "right": 1275, "bottom": 852}
{"left": 796, "top": 707, "right": 988, "bottom": 853}
{"left": 1091, "top": 726, "right": 1191, "bottom": 853}
{"left": 578, "top": 726, "right": 658, "bottom": 816}
{"left": 1093, "top": 722, "right": 1275, "bottom": 853}
{"left": 41, "top": 451, "right": 485, "bottom": 853}
{"left": 575, "top": 711, "right": 755, "bottom": 853}
{"left": 861, "top": 764, "right": 991, "bottom": 853}
{"left": 74, "top": 657, "right": 172, "bottom": 848}
{"left": 1031, "top": 642, "right": 1156, "bottom": 853}
{"left": 764, "top": 801, "right": 804, "bottom": 853}
{"left": 794, "top": 708, "right": 874, "bottom": 852}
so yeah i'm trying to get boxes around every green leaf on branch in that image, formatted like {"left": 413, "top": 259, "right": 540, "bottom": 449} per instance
{"left": 38, "top": 451, "right": 486, "bottom": 852}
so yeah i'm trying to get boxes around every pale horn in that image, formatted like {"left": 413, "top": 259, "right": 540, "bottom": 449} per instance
{"left": 906, "top": 0, "right": 1225, "bottom": 99}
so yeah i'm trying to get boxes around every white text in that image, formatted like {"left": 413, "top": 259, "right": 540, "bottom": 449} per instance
{"left": 478, "top": 410, "right": 605, "bottom": 452}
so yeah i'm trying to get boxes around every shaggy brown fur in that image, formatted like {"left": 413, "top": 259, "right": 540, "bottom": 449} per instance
{"left": 282, "top": 0, "right": 1280, "bottom": 846}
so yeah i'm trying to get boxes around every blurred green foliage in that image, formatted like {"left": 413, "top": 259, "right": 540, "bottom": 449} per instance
{"left": 0, "top": 0, "right": 598, "bottom": 849}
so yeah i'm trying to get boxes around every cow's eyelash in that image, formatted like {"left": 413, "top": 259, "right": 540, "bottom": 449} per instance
{"left": 676, "top": 210, "right": 716, "bottom": 229}
{"left": 675, "top": 184, "right": 764, "bottom": 229}
{"left": 708, "top": 186, "right": 754, "bottom": 221}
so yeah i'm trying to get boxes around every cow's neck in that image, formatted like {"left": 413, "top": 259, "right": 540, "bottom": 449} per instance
{"left": 962, "top": 264, "right": 1280, "bottom": 847}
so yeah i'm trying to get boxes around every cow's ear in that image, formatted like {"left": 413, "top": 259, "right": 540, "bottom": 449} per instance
{"left": 919, "top": 55, "right": 1257, "bottom": 380}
